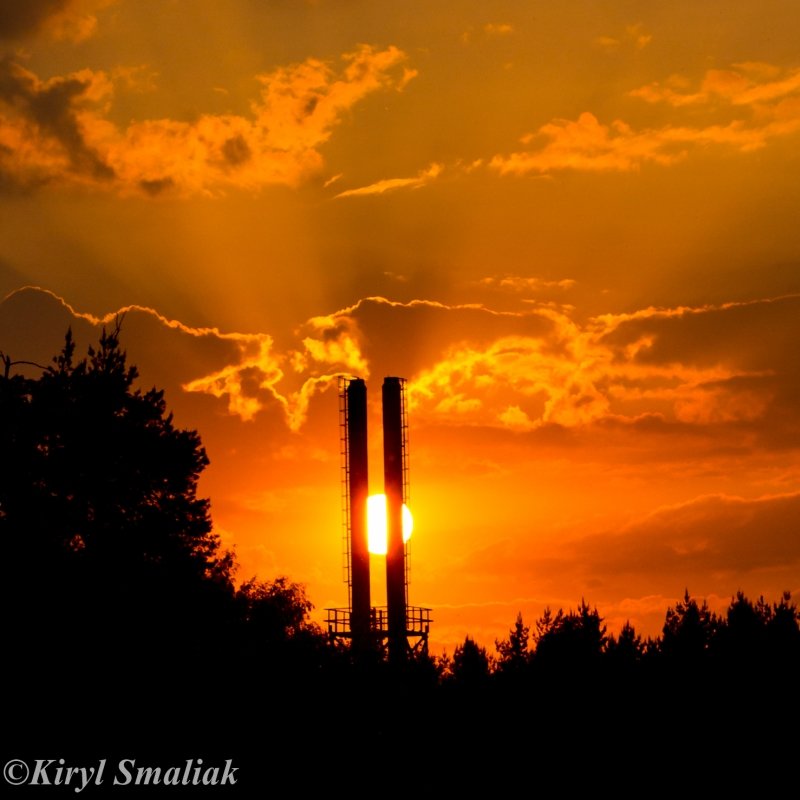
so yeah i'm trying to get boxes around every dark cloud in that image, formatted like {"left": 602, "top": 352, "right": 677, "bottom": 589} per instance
{"left": 0, "top": 0, "right": 68, "bottom": 41}
{"left": 0, "top": 258, "right": 31, "bottom": 301}
{"left": 561, "top": 492, "right": 800, "bottom": 597}
{"left": 599, "top": 296, "right": 800, "bottom": 444}
{"left": 0, "top": 286, "right": 239, "bottom": 384}
{"left": 447, "top": 491, "right": 800, "bottom": 620}
{"left": 0, "top": 58, "right": 114, "bottom": 183}
{"left": 0, "top": 161, "right": 51, "bottom": 195}
{"left": 139, "top": 177, "right": 175, "bottom": 196}
{"left": 0, "top": 285, "right": 84, "bottom": 368}
{"left": 302, "top": 297, "right": 556, "bottom": 379}
{"left": 601, "top": 296, "right": 800, "bottom": 373}
{"left": 221, "top": 134, "right": 252, "bottom": 167}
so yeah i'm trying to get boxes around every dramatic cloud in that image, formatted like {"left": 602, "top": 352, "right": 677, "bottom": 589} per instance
{"left": 0, "top": 59, "right": 115, "bottom": 189}
{"left": 0, "top": 45, "right": 412, "bottom": 194}
{"left": 181, "top": 337, "right": 286, "bottom": 424}
{"left": 0, "top": 287, "right": 329, "bottom": 430}
{"left": 4, "top": 285, "right": 264, "bottom": 344}
{"left": 409, "top": 296, "right": 799, "bottom": 434}
{"left": 334, "top": 162, "right": 442, "bottom": 198}
{"left": 1, "top": 290, "right": 554, "bottom": 430}
{"left": 297, "top": 312, "right": 369, "bottom": 376}
{"left": 170, "top": 307, "right": 373, "bottom": 430}
{"left": 6, "top": 288, "right": 799, "bottom": 449}
{"left": 492, "top": 62, "right": 800, "bottom": 176}
{"left": 180, "top": 293, "right": 800, "bottom": 439}
{"left": 297, "top": 296, "right": 556, "bottom": 382}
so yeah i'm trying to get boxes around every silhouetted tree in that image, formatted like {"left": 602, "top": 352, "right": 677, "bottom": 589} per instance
{"left": 233, "top": 575, "right": 332, "bottom": 686}
{"left": 534, "top": 605, "right": 563, "bottom": 643}
{"left": 606, "top": 620, "right": 645, "bottom": 668}
{"left": 534, "top": 600, "right": 607, "bottom": 669}
{"left": 767, "top": 590, "right": 800, "bottom": 663}
{"left": 661, "top": 590, "right": 720, "bottom": 664}
{"left": 449, "top": 636, "right": 492, "bottom": 688}
{"left": 495, "top": 611, "right": 531, "bottom": 677}
{"left": 716, "top": 591, "right": 768, "bottom": 668}
{"left": 1, "top": 325, "right": 235, "bottom": 683}
{"left": 238, "top": 576, "right": 314, "bottom": 640}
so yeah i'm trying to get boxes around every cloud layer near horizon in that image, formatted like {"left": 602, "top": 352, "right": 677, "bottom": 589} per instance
{"left": 432, "top": 488, "right": 800, "bottom": 650}
{"left": 4, "top": 286, "right": 799, "bottom": 451}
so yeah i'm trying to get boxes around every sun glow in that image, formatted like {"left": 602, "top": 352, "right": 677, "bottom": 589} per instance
{"left": 367, "top": 493, "right": 413, "bottom": 555}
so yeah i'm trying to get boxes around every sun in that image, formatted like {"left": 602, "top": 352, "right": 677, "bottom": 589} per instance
{"left": 366, "top": 493, "right": 413, "bottom": 555}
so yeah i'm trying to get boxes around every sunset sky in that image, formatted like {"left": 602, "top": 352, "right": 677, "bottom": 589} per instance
{"left": 2, "top": 0, "right": 800, "bottom": 651}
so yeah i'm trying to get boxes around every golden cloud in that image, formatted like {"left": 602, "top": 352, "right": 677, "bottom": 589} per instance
{"left": 10, "top": 289, "right": 796, "bottom": 442}
{"left": 491, "top": 112, "right": 683, "bottom": 174}
{"left": 334, "top": 162, "right": 443, "bottom": 199}
{"left": 408, "top": 299, "right": 788, "bottom": 432}
{"left": 2, "top": 286, "right": 355, "bottom": 432}
{"left": 493, "top": 63, "right": 800, "bottom": 176}
{"left": 632, "top": 62, "right": 800, "bottom": 108}
{"left": 490, "top": 112, "right": 796, "bottom": 176}
{"left": 182, "top": 337, "right": 284, "bottom": 423}
{"left": 179, "top": 295, "right": 556, "bottom": 430}
{"left": 0, "top": 45, "right": 412, "bottom": 194}
{"left": 299, "top": 311, "right": 369, "bottom": 376}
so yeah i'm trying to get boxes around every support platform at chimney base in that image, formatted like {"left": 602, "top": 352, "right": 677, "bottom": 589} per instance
{"left": 325, "top": 605, "right": 432, "bottom": 651}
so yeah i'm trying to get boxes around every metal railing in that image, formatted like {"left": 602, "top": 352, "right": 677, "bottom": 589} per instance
{"left": 325, "top": 605, "right": 433, "bottom": 638}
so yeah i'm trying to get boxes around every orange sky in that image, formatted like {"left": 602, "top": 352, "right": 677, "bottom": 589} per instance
{"left": 1, "top": 1, "right": 799, "bottom": 652}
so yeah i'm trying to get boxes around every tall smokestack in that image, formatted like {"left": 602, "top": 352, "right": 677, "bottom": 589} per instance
{"left": 328, "top": 376, "right": 430, "bottom": 656}
{"left": 346, "top": 378, "right": 371, "bottom": 651}
{"left": 382, "top": 377, "right": 407, "bottom": 662}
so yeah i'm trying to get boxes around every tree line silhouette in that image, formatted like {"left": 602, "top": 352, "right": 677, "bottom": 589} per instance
{"left": 3, "top": 328, "right": 798, "bottom": 783}
{"left": 446, "top": 590, "right": 800, "bottom": 685}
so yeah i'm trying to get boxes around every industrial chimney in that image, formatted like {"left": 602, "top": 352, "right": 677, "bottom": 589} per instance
{"left": 327, "top": 376, "right": 431, "bottom": 659}
{"left": 344, "top": 378, "right": 371, "bottom": 652}
{"left": 382, "top": 377, "right": 408, "bottom": 663}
